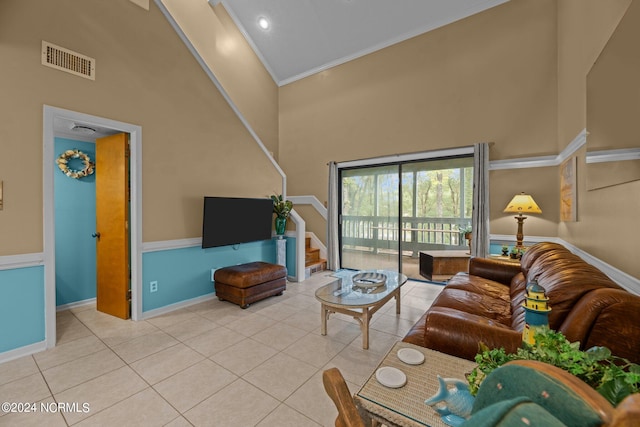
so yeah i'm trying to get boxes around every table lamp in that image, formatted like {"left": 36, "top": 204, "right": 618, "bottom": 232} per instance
{"left": 503, "top": 192, "right": 542, "bottom": 248}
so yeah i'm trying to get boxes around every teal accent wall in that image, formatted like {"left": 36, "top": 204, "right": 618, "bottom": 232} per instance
{"left": 54, "top": 138, "right": 97, "bottom": 306}
{"left": 0, "top": 266, "right": 45, "bottom": 352}
{"left": 286, "top": 237, "right": 296, "bottom": 277}
{"left": 142, "top": 238, "right": 295, "bottom": 312}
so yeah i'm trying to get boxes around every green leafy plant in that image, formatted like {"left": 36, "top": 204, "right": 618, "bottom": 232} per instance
{"left": 270, "top": 194, "right": 293, "bottom": 219}
{"left": 459, "top": 224, "right": 472, "bottom": 235}
{"left": 466, "top": 328, "right": 640, "bottom": 407}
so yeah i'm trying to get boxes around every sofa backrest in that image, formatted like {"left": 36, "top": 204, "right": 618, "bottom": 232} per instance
{"left": 511, "top": 242, "right": 621, "bottom": 331}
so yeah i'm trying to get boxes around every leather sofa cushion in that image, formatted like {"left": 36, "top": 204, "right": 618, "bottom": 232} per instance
{"left": 432, "top": 274, "right": 512, "bottom": 326}
{"left": 518, "top": 253, "right": 621, "bottom": 330}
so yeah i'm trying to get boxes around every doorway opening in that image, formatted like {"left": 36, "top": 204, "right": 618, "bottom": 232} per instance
{"left": 43, "top": 106, "right": 143, "bottom": 350}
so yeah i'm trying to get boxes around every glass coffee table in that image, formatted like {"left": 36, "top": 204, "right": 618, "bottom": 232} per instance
{"left": 315, "top": 270, "right": 408, "bottom": 349}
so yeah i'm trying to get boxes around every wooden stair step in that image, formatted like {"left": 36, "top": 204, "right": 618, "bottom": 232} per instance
{"left": 306, "top": 259, "right": 327, "bottom": 273}
{"left": 305, "top": 247, "right": 320, "bottom": 263}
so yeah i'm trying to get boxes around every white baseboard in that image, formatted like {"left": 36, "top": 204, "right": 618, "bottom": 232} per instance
{"left": 140, "top": 292, "right": 216, "bottom": 320}
{"left": 0, "top": 341, "right": 47, "bottom": 365}
{"left": 56, "top": 298, "right": 96, "bottom": 312}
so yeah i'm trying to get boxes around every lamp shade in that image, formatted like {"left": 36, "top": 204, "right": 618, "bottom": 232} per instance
{"left": 503, "top": 193, "right": 542, "bottom": 215}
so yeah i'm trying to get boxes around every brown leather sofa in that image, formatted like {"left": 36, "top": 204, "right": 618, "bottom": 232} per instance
{"left": 403, "top": 242, "right": 640, "bottom": 364}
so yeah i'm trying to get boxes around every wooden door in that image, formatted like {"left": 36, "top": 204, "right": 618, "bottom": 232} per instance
{"left": 95, "top": 133, "right": 130, "bottom": 319}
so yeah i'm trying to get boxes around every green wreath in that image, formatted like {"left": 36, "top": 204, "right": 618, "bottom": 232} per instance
{"left": 56, "top": 149, "right": 95, "bottom": 179}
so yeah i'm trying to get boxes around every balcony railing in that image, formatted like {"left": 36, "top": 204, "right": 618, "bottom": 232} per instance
{"left": 341, "top": 215, "right": 469, "bottom": 255}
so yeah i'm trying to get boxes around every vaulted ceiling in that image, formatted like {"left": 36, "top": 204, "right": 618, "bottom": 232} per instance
{"left": 213, "top": 0, "right": 510, "bottom": 85}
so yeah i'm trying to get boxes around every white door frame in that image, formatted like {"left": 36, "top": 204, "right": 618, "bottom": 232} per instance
{"left": 43, "top": 105, "right": 143, "bottom": 349}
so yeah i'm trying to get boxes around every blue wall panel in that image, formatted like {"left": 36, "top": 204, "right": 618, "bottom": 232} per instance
{"left": 54, "top": 138, "right": 96, "bottom": 306}
{"left": 0, "top": 267, "right": 45, "bottom": 352}
{"left": 142, "top": 238, "right": 295, "bottom": 312}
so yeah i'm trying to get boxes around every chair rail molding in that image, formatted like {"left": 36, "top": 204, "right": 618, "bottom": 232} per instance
{"left": 490, "top": 129, "right": 587, "bottom": 170}
{"left": 0, "top": 253, "right": 44, "bottom": 271}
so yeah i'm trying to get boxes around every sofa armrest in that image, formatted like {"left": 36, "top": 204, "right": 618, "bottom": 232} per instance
{"left": 559, "top": 288, "right": 640, "bottom": 364}
{"left": 469, "top": 257, "right": 522, "bottom": 285}
{"left": 403, "top": 306, "right": 523, "bottom": 361}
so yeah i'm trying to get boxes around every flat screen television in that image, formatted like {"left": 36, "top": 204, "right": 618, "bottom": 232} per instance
{"left": 202, "top": 197, "right": 273, "bottom": 248}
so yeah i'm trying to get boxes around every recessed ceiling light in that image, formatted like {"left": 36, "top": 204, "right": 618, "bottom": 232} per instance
{"left": 257, "top": 16, "right": 270, "bottom": 30}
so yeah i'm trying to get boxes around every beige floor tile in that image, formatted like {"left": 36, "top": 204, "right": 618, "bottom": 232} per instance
{"left": 130, "top": 343, "right": 204, "bottom": 385}
{"left": 198, "top": 303, "right": 247, "bottom": 325}
{"left": 74, "top": 310, "right": 158, "bottom": 347}
{"left": 110, "top": 330, "right": 179, "bottom": 363}
{"left": 282, "top": 308, "right": 323, "bottom": 332}
{"left": 0, "top": 272, "right": 442, "bottom": 427}
{"left": 243, "top": 352, "right": 318, "bottom": 401}
{"left": 253, "top": 300, "right": 302, "bottom": 321}
{"left": 164, "top": 416, "right": 194, "bottom": 427}
{"left": 285, "top": 370, "right": 358, "bottom": 427}
{"left": 153, "top": 359, "right": 237, "bottom": 413}
{"left": 283, "top": 333, "right": 347, "bottom": 368}
{"left": 0, "top": 397, "right": 67, "bottom": 427}
{"left": 54, "top": 365, "right": 148, "bottom": 425}
{"left": 145, "top": 307, "right": 198, "bottom": 330}
{"left": 184, "top": 379, "right": 279, "bottom": 427}
{"left": 281, "top": 293, "right": 320, "bottom": 310}
{"left": 346, "top": 329, "right": 401, "bottom": 356}
{"left": 210, "top": 338, "right": 278, "bottom": 376}
{"left": 370, "top": 313, "right": 416, "bottom": 337}
{"left": 0, "top": 372, "right": 51, "bottom": 405}
{"left": 56, "top": 311, "right": 94, "bottom": 344}
{"left": 0, "top": 356, "right": 39, "bottom": 386}
{"left": 184, "top": 325, "right": 246, "bottom": 357}
{"left": 256, "top": 403, "right": 322, "bottom": 427}
{"left": 34, "top": 335, "right": 107, "bottom": 371}
{"left": 251, "top": 322, "right": 308, "bottom": 351}
{"left": 69, "top": 302, "right": 96, "bottom": 314}
{"left": 160, "top": 315, "right": 218, "bottom": 342}
{"left": 310, "top": 317, "right": 363, "bottom": 345}
{"left": 42, "top": 348, "right": 125, "bottom": 394}
{"left": 323, "top": 345, "right": 385, "bottom": 387}
{"left": 224, "top": 312, "right": 278, "bottom": 337}
{"left": 75, "top": 388, "right": 179, "bottom": 427}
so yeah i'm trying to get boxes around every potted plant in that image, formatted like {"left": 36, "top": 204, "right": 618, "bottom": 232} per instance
{"left": 270, "top": 194, "right": 293, "bottom": 236}
{"left": 466, "top": 328, "right": 640, "bottom": 407}
{"left": 510, "top": 246, "right": 521, "bottom": 259}
{"left": 501, "top": 245, "right": 509, "bottom": 256}
{"left": 459, "top": 224, "right": 472, "bottom": 254}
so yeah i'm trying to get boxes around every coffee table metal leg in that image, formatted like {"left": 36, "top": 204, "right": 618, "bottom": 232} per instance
{"left": 395, "top": 288, "right": 401, "bottom": 315}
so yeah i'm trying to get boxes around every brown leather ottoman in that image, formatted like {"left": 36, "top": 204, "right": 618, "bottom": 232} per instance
{"left": 214, "top": 261, "right": 287, "bottom": 308}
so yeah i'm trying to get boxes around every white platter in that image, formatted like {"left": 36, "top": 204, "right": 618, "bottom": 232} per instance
{"left": 375, "top": 366, "right": 407, "bottom": 388}
{"left": 397, "top": 348, "right": 425, "bottom": 365}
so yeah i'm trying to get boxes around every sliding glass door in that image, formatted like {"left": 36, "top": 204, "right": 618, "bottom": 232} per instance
{"left": 339, "top": 156, "right": 473, "bottom": 280}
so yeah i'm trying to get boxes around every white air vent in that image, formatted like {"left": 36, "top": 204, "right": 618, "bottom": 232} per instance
{"left": 41, "top": 41, "right": 95, "bottom": 80}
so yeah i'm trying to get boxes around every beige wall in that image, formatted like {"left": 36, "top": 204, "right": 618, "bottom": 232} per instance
{"left": 161, "top": 0, "right": 279, "bottom": 158}
{"left": 0, "top": 0, "right": 280, "bottom": 254}
{"left": 279, "top": 0, "right": 559, "bottom": 243}
{"left": 557, "top": 0, "right": 638, "bottom": 277}
{"left": 279, "top": 0, "right": 639, "bottom": 278}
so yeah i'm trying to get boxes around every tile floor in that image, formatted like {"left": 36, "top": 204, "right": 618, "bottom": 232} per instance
{"left": 0, "top": 271, "right": 443, "bottom": 427}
